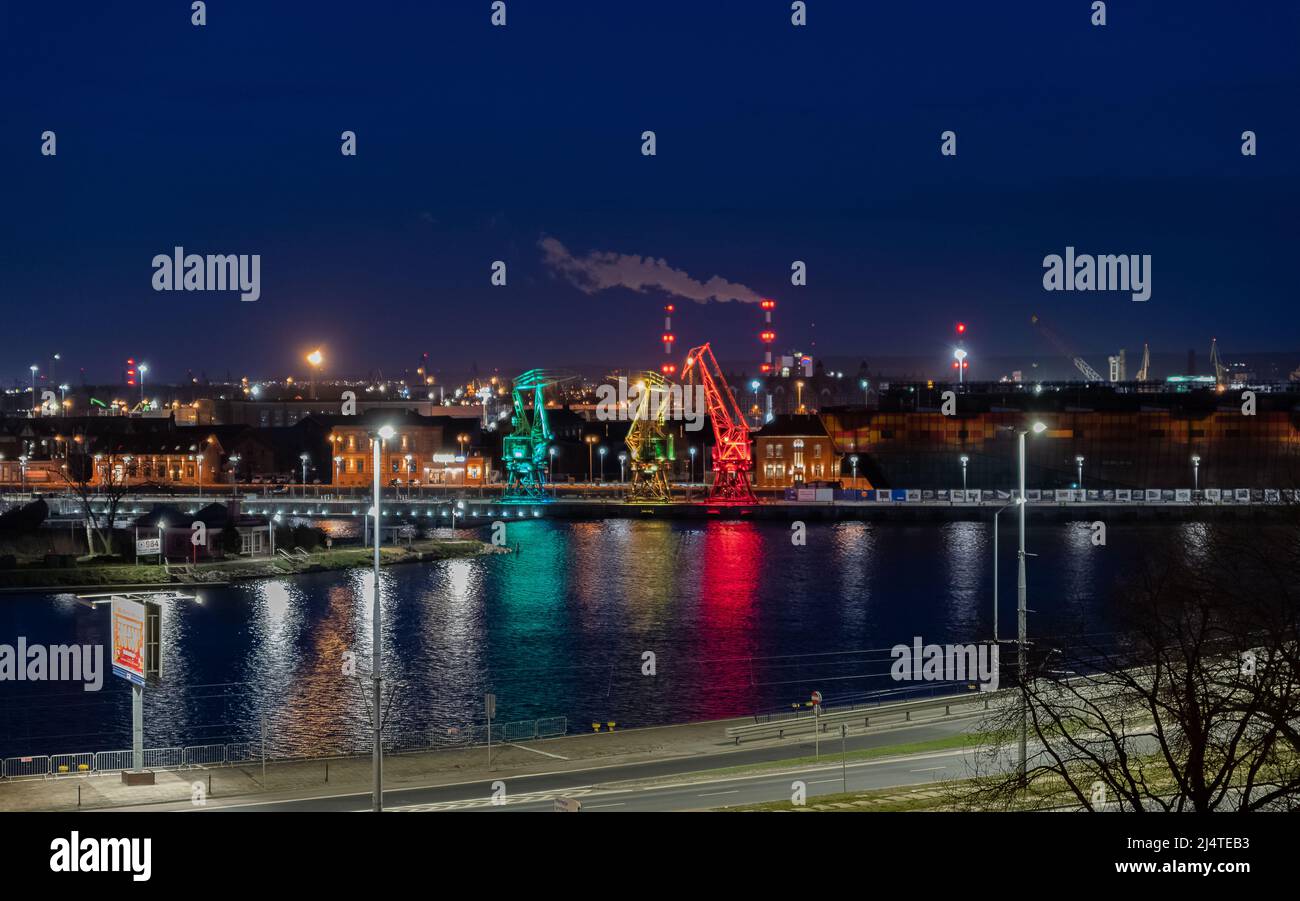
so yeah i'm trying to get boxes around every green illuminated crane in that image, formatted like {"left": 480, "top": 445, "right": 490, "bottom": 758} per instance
{"left": 624, "top": 371, "right": 676, "bottom": 503}
{"left": 503, "top": 369, "right": 572, "bottom": 501}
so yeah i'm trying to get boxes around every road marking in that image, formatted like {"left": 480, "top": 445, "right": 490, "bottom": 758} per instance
{"left": 809, "top": 779, "right": 842, "bottom": 785}
{"left": 698, "top": 789, "right": 739, "bottom": 797}
{"left": 910, "top": 766, "right": 946, "bottom": 774}
{"left": 582, "top": 802, "right": 626, "bottom": 809}
{"left": 507, "top": 742, "right": 569, "bottom": 760}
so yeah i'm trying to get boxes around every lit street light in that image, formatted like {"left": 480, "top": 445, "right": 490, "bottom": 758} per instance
{"left": 618, "top": 451, "right": 627, "bottom": 484}
{"left": 29, "top": 365, "right": 38, "bottom": 417}
{"left": 584, "top": 434, "right": 599, "bottom": 484}
{"left": 849, "top": 454, "right": 859, "bottom": 487}
{"left": 306, "top": 349, "right": 323, "bottom": 400}
{"left": 598, "top": 446, "right": 607, "bottom": 483}
{"left": 960, "top": 454, "right": 969, "bottom": 492}
{"left": 299, "top": 452, "right": 311, "bottom": 497}
{"left": 138, "top": 363, "right": 148, "bottom": 408}
{"left": 370, "top": 423, "right": 396, "bottom": 812}
{"left": 1075, "top": 455, "right": 1085, "bottom": 490}
{"left": 548, "top": 446, "right": 557, "bottom": 497}
{"left": 750, "top": 379, "right": 761, "bottom": 427}
{"left": 1192, "top": 454, "right": 1201, "bottom": 493}
{"left": 1014, "top": 421, "right": 1047, "bottom": 785}
{"left": 859, "top": 378, "right": 869, "bottom": 407}
{"left": 688, "top": 445, "right": 697, "bottom": 486}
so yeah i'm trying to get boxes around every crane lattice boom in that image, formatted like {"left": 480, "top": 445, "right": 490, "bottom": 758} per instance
{"left": 682, "top": 343, "right": 756, "bottom": 503}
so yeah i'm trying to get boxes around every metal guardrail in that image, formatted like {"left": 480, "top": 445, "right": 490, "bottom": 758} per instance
{"left": 725, "top": 689, "right": 1006, "bottom": 744}
{"left": 2, "top": 715, "right": 570, "bottom": 780}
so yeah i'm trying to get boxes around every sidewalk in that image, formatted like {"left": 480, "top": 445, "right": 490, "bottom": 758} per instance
{"left": 0, "top": 715, "right": 764, "bottom": 812}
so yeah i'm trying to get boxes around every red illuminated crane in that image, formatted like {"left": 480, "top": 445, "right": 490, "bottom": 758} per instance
{"left": 682, "top": 342, "right": 757, "bottom": 503}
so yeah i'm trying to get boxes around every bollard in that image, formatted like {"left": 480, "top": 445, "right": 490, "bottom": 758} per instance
{"left": 208, "top": 773, "right": 212, "bottom": 797}
{"left": 77, "top": 784, "right": 81, "bottom": 808}
{"left": 325, "top": 761, "right": 329, "bottom": 783}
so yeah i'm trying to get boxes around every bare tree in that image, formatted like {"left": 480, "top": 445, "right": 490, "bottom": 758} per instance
{"left": 60, "top": 448, "right": 133, "bottom": 557}
{"left": 955, "top": 514, "right": 1300, "bottom": 812}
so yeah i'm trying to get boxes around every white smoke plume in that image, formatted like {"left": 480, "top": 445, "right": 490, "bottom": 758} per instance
{"left": 539, "top": 236, "right": 761, "bottom": 304}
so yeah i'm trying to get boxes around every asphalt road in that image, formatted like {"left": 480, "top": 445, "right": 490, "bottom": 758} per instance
{"left": 181, "top": 716, "right": 982, "bottom": 813}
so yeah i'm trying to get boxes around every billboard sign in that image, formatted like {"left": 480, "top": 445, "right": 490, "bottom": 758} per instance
{"left": 135, "top": 537, "right": 161, "bottom": 556}
{"left": 110, "top": 596, "right": 147, "bottom": 686}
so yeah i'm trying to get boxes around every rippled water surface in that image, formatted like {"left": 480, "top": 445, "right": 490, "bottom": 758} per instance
{"left": 0, "top": 519, "right": 1183, "bottom": 758}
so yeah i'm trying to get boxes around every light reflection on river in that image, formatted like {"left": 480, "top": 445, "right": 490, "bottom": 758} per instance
{"left": 0, "top": 520, "right": 1184, "bottom": 758}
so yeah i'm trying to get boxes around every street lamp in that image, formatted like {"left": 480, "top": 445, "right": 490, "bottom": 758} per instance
{"left": 18, "top": 455, "right": 28, "bottom": 493}
{"left": 1014, "top": 421, "right": 1047, "bottom": 786}
{"left": 849, "top": 454, "right": 859, "bottom": 487}
{"left": 306, "top": 349, "right": 323, "bottom": 400}
{"left": 688, "top": 445, "right": 697, "bottom": 485}
{"left": 618, "top": 451, "right": 627, "bottom": 484}
{"left": 370, "top": 423, "right": 396, "bottom": 812}
{"left": 1191, "top": 454, "right": 1201, "bottom": 492}
{"left": 548, "top": 446, "right": 558, "bottom": 497}
{"left": 584, "top": 434, "right": 599, "bottom": 484}
{"left": 228, "top": 454, "right": 241, "bottom": 494}
{"left": 750, "top": 379, "right": 761, "bottom": 427}
{"left": 953, "top": 348, "right": 967, "bottom": 385}
{"left": 1075, "top": 455, "right": 1085, "bottom": 490}
{"left": 960, "top": 454, "right": 969, "bottom": 492}
{"left": 299, "top": 452, "right": 311, "bottom": 497}
{"left": 598, "top": 446, "right": 607, "bottom": 483}
{"left": 795, "top": 380, "right": 805, "bottom": 413}
{"left": 29, "top": 365, "right": 38, "bottom": 417}
{"left": 138, "top": 363, "right": 148, "bottom": 407}
{"left": 859, "top": 378, "right": 869, "bottom": 407}
{"left": 334, "top": 455, "right": 344, "bottom": 487}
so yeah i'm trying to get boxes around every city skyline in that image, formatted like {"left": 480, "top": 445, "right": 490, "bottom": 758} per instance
{"left": 4, "top": 1, "right": 1299, "bottom": 383}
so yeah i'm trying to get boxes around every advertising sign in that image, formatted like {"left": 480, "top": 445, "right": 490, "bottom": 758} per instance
{"left": 111, "top": 596, "right": 147, "bottom": 686}
{"left": 135, "top": 537, "right": 161, "bottom": 556}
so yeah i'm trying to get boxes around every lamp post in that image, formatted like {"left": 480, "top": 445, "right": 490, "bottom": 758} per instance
{"left": 992, "top": 500, "right": 1015, "bottom": 643}
{"left": 689, "top": 446, "right": 697, "bottom": 486}
{"left": 1075, "top": 455, "right": 1085, "bottom": 490}
{"left": 404, "top": 454, "right": 413, "bottom": 499}
{"left": 138, "top": 363, "right": 148, "bottom": 408}
{"left": 584, "top": 435, "right": 598, "bottom": 484}
{"left": 860, "top": 378, "right": 869, "bottom": 407}
{"left": 334, "top": 455, "right": 343, "bottom": 488}
{"left": 618, "top": 451, "right": 627, "bottom": 484}
{"left": 598, "top": 446, "right": 607, "bottom": 484}
{"left": 228, "top": 454, "right": 241, "bottom": 495}
{"left": 953, "top": 349, "right": 967, "bottom": 385}
{"left": 1015, "top": 421, "right": 1047, "bottom": 786}
{"left": 960, "top": 455, "right": 969, "bottom": 493}
{"left": 796, "top": 380, "right": 805, "bottom": 413}
{"left": 18, "top": 455, "right": 28, "bottom": 493}
{"left": 299, "top": 453, "right": 310, "bottom": 497}
{"left": 1192, "top": 454, "right": 1201, "bottom": 492}
{"left": 29, "top": 365, "right": 38, "bottom": 417}
{"left": 548, "top": 446, "right": 557, "bottom": 497}
{"left": 849, "top": 454, "right": 859, "bottom": 487}
{"left": 750, "top": 379, "right": 761, "bottom": 428}
{"left": 306, "top": 349, "right": 323, "bottom": 401}
{"left": 371, "top": 424, "right": 395, "bottom": 812}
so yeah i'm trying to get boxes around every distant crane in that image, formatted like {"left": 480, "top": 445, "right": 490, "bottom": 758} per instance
{"left": 682, "top": 342, "right": 756, "bottom": 503}
{"left": 1029, "top": 314, "right": 1104, "bottom": 382}
{"left": 502, "top": 369, "right": 573, "bottom": 501}
{"left": 1209, "top": 338, "right": 1227, "bottom": 387}
{"left": 624, "top": 371, "right": 676, "bottom": 503}
{"left": 1136, "top": 343, "right": 1151, "bottom": 382}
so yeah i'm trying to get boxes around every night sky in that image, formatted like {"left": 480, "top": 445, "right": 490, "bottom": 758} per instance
{"left": 3, "top": 1, "right": 1297, "bottom": 384}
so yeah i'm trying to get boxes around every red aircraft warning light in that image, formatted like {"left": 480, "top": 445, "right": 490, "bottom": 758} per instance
{"left": 956, "top": 322, "right": 967, "bottom": 335}
{"left": 760, "top": 299, "right": 776, "bottom": 310}
{"left": 759, "top": 330, "right": 776, "bottom": 343}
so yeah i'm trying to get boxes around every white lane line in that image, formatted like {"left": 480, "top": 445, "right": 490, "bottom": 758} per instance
{"left": 507, "top": 743, "right": 569, "bottom": 760}
{"left": 809, "top": 779, "right": 842, "bottom": 785}
{"left": 910, "top": 767, "right": 946, "bottom": 774}
{"left": 582, "top": 802, "right": 626, "bottom": 809}
{"left": 698, "top": 789, "right": 740, "bottom": 797}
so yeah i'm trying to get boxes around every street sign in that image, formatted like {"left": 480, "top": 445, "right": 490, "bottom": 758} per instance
{"left": 811, "top": 690, "right": 822, "bottom": 705}
{"left": 485, "top": 693, "right": 496, "bottom": 720}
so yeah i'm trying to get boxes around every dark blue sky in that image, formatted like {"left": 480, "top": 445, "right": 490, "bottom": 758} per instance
{"left": 3, "top": 1, "right": 1297, "bottom": 384}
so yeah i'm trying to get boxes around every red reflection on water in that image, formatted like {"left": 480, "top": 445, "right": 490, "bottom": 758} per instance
{"left": 693, "top": 522, "right": 762, "bottom": 719}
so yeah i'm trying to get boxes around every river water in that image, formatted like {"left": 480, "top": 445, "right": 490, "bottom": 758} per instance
{"left": 0, "top": 519, "right": 1188, "bottom": 759}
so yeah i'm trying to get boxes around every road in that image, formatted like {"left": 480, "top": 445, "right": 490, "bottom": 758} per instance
{"left": 122, "top": 716, "right": 984, "bottom": 813}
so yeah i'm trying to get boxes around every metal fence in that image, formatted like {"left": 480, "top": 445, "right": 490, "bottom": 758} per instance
{"left": 2, "top": 715, "right": 570, "bottom": 780}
